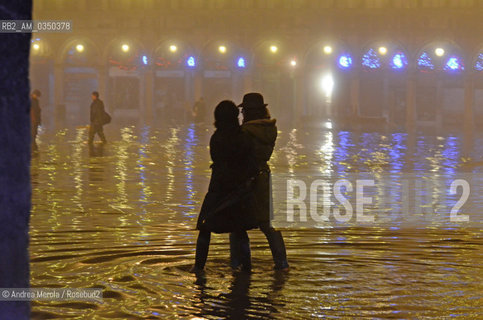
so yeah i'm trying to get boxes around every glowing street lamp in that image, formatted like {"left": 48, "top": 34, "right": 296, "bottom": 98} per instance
{"left": 435, "top": 48, "right": 445, "bottom": 57}
{"left": 218, "top": 45, "right": 226, "bottom": 54}
{"left": 320, "top": 73, "right": 334, "bottom": 99}
{"left": 270, "top": 45, "right": 278, "bottom": 53}
{"left": 378, "top": 46, "right": 388, "bottom": 55}
{"left": 323, "top": 45, "right": 333, "bottom": 55}
{"left": 32, "top": 43, "right": 40, "bottom": 51}
{"left": 290, "top": 59, "right": 297, "bottom": 67}
{"left": 76, "top": 44, "right": 84, "bottom": 53}
{"left": 169, "top": 45, "right": 177, "bottom": 53}
{"left": 121, "top": 44, "right": 130, "bottom": 52}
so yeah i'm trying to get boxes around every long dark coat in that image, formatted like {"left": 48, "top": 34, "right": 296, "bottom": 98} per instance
{"left": 90, "top": 99, "right": 105, "bottom": 125}
{"left": 241, "top": 118, "right": 277, "bottom": 224}
{"left": 196, "top": 127, "right": 259, "bottom": 233}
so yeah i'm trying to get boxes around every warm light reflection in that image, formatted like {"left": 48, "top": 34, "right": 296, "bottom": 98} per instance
{"left": 28, "top": 123, "right": 477, "bottom": 318}
{"left": 182, "top": 124, "right": 198, "bottom": 215}
{"left": 72, "top": 128, "right": 85, "bottom": 214}
{"left": 284, "top": 129, "right": 303, "bottom": 174}
{"left": 137, "top": 126, "right": 153, "bottom": 211}
{"left": 319, "top": 131, "right": 334, "bottom": 175}
{"left": 113, "top": 127, "right": 133, "bottom": 214}
{"left": 164, "top": 128, "right": 180, "bottom": 201}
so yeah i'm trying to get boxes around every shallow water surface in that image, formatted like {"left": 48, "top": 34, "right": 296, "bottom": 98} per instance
{"left": 30, "top": 123, "right": 482, "bottom": 319}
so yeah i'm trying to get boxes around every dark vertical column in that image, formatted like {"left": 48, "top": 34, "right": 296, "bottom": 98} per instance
{"left": 406, "top": 70, "right": 416, "bottom": 130}
{"left": 350, "top": 72, "right": 360, "bottom": 118}
{"left": 144, "top": 68, "right": 154, "bottom": 124}
{"left": 462, "top": 73, "right": 475, "bottom": 158}
{"left": 0, "top": 1, "right": 33, "bottom": 319}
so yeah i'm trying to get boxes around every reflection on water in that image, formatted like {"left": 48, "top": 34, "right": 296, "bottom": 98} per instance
{"left": 30, "top": 123, "right": 482, "bottom": 319}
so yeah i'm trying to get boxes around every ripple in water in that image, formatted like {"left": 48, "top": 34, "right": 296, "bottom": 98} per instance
{"left": 30, "top": 124, "right": 482, "bottom": 319}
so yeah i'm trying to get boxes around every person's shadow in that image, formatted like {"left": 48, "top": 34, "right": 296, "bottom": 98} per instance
{"left": 192, "top": 270, "right": 288, "bottom": 319}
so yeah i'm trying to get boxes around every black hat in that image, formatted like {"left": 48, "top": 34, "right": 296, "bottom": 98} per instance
{"left": 238, "top": 92, "right": 268, "bottom": 109}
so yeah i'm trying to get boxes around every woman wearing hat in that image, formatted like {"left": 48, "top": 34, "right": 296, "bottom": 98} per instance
{"left": 230, "top": 92, "right": 289, "bottom": 271}
{"left": 192, "top": 100, "right": 259, "bottom": 273}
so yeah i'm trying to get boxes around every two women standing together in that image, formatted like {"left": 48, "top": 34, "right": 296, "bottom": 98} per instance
{"left": 192, "top": 93, "right": 289, "bottom": 273}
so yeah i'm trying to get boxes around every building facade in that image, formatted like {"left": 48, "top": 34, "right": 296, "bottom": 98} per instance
{"left": 31, "top": 0, "right": 483, "bottom": 127}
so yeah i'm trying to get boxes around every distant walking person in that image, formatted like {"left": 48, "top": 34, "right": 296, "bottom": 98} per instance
{"left": 88, "top": 91, "right": 108, "bottom": 144}
{"left": 193, "top": 97, "right": 207, "bottom": 122}
{"left": 30, "top": 89, "right": 41, "bottom": 151}
{"left": 230, "top": 93, "right": 289, "bottom": 271}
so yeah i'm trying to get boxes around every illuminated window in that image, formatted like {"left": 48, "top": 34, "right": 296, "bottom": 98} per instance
{"left": 362, "top": 48, "right": 381, "bottom": 69}
{"left": 186, "top": 56, "right": 196, "bottom": 67}
{"left": 338, "top": 54, "right": 353, "bottom": 69}
{"left": 417, "top": 51, "right": 434, "bottom": 70}
{"left": 391, "top": 52, "right": 408, "bottom": 70}
{"left": 444, "top": 56, "right": 464, "bottom": 71}
{"left": 475, "top": 53, "right": 483, "bottom": 71}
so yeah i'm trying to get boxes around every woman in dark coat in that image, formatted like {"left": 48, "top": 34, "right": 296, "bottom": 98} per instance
{"left": 192, "top": 100, "right": 258, "bottom": 273}
{"left": 230, "top": 93, "right": 289, "bottom": 271}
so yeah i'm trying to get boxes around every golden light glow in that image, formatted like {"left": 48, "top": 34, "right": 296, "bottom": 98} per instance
{"left": 169, "top": 45, "right": 177, "bottom": 52}
{"left": 323, "top": 45, "right": 333, "bottom": 54}
{"left": 378, "top": 46, "right": 388, "bottom": 55}
{"left": 290, "top": 59, "right": 297, "bottom": 66}
{"left": 75, "top": 44, "right": 84, "bottom": 52}
{"left": 435, "top": 47, "right": 445, "bottom": 57}
{"left": 32, "top": 43, "right": 40, "bottom": 50}
{"left": 121, "top": 44, "right": 130, "bottom": 52}
{"left": 270, "top": 45, "right": 278, "bottom": 53}
{"left": 218, "top": 45, "right": 226, "bottom": 53}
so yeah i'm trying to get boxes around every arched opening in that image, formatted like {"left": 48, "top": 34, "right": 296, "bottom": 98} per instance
{"left": 61, "top": 38, "right": 100, "bottom": 126}
{"left": 474, "top": 49, "right": 483, "bottom": 126}
{"left": 29, "top": 38, "right": 54, "bottom": 127}
{"left": 305, "top": 41, "right": 352, "bottom": 119}
{"left": 358, "top": 43, "right": 402, "bottom": 119}
{"left": 415, "top": 42, "right": 465, "bottom": 126}
{"left": 382, "top": 44, "right": 409, "bottom": 127}
{"left": 153, "top": 41, "right": 195, "bottom": 123}
{"left": 106, "top": 40, "right": 144, "bottom": 123}
{"left": 200, "top": 41, "right": 243, "bottom": 113}
{"left": 252, "top": 41, "right": 288, "bottom": 121}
